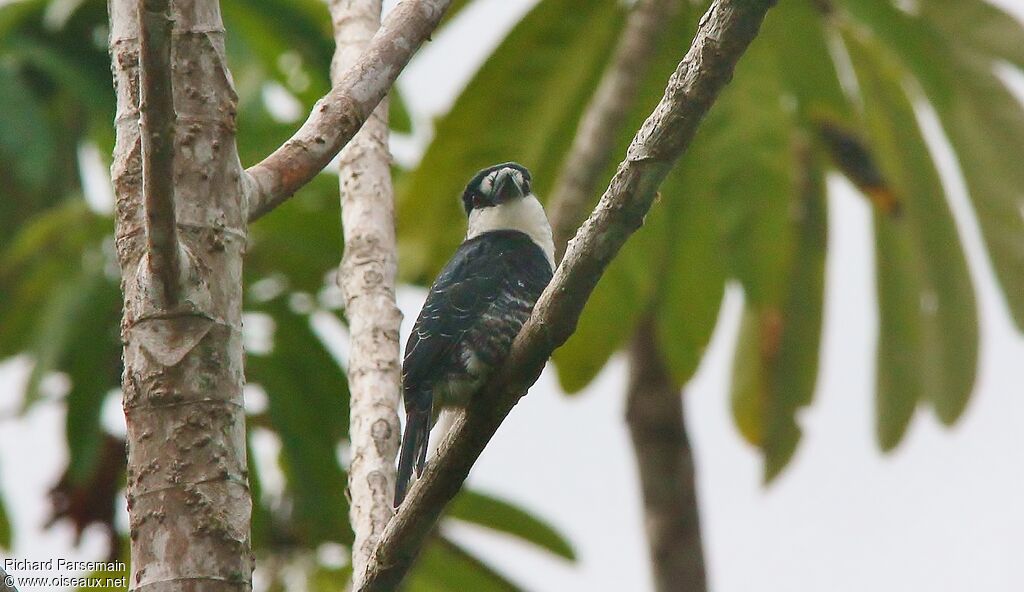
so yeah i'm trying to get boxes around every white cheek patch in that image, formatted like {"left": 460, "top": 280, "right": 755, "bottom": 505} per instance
{"left": 467, "top": 194, "right": 555, "bottom": 269}
{"left": 480, "top": 172, "right": 496, "bottom": 194}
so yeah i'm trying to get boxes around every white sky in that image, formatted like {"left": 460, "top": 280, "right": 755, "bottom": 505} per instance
{"left": 2, "top": 1, "right": 1024, "bottom": 591}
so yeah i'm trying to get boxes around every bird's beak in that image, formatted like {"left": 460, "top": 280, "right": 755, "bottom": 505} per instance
{"left": 493, "top": 169, "right": 525, "bottom": 201}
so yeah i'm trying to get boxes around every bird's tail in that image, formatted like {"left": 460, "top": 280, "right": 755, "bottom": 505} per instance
{"left": 395, "top": 406, "right": 430, "bottom": 507}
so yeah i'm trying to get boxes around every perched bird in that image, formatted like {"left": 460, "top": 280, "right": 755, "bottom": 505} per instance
{"left": 394, "top": 162, "right": 554, "bottom": 507}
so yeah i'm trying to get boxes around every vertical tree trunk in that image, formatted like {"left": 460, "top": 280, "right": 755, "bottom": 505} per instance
{"left": 328, "top": 1, "right": 403, "bottom": 586}
{"left": 110, "top": 0, "right": 252, "bottom": 588}
{"left": 627, "top": 318, "right": 706, "bottom": 592}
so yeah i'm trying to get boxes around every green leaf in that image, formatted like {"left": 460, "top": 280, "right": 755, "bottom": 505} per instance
{"left": 438, "top": 0, "right": 476, "bottom": 28}
{"left": 310, "top": 565, "right": 354, "bottom": 592}
{"left": 245, "top": 438, "right": 272, "bottom": 551}
{"left": 0, "top": 203, "right": 120, "bottom": 497}
{"left": 62, "top": 277, "right": 122, "bottom": 484}
{"left": 4, "top": 33, "right": 116, "bottom": 148}
{"left": 246, "top": 299, "right": 351, "bottom": 545}
{"left": 0, "top": 60, "right": 56, "bottom": 193}
{"left": 934, "top": 61, "right": 1024, "bottom": 330}
{"left": 0, "top": 484, "right": 11, "bottom": 550}
{"left": 551, "top": 209, "right": 656, "bottom": 391}
{"left": 729, "top": 145, "right": 827, "bottom": 479}
{"left": 0, "top": 201, "right": 111, "bottom": 359}
{"left": 762, "top": 0, "right": 851, "bottom": 122}
{"left": 701, "top": 38, "right": 798, "bottom": 307}
{"left": 390, "top": 87, "right": 414, "bottom": 135}
{"left": 836, "top": 0, "right": 957, "bottom": 107}
{"left": 553, "top": 2, "right": 709, "bottom": 391}
{"left": 405, "top": 537, "right": 522, "bottom": 592}
{"left": 919, "top": 0, "right": 1024, "bottom": 69}
{"left": 21, "top": 259, "right": 107, "bottom": 410}
{"left": 654, "top": 152, "right": 726, "bottom": 387}
{"left": 841, "top": 0, "right": 1024, "bottom": 332}
{"left": 0, "top": 0, "right": 117, "bottom": 173}
{"left": 446, "top": 490, "right": 575, "bottom": 560}
{"left": 844, "top": 32, "right": 978, "bottom": 448}
{"left": 397, "top": 0, "right": 625, "bottom": 280}
{"left": 703, "top": 35, "right": 827, "bottom": 477}
{"left": 246, "top": 175, "right": 342, "bottom": 294}
{"left": 222, "top": 0, "right": 334, "bottom": 103}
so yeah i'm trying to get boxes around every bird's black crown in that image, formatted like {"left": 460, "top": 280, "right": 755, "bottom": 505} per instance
{"left": 461, "top": 162, "right": 533, "bottom": 215}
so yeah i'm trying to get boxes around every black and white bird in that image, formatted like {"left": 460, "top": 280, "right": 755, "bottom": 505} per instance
{"left": 394, "top": 162, "right": 554, "bottom": 506}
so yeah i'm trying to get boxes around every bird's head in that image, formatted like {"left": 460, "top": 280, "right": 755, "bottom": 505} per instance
{"left": 461, "top": 162, "right": 533, "bottom": 215}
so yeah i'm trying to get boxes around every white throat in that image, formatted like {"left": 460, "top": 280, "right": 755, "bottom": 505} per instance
{"left": 467, "top": 194, "right": 555, "bottom": 269}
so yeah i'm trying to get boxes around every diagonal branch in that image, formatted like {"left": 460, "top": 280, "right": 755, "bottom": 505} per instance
{"left": 245, "top": 0, "right": 452, "bottom": 222}
{"left": 138, "top": 0, "right": 180, "bottom": 305}
{"left": 327, "top": 0, "right": 403, "bottom": 586}
{"left": 547, "top": 0, "right": 681, "bottom": 261}
{"left": 358, "top": 0, "right": 776, "bottom": 589}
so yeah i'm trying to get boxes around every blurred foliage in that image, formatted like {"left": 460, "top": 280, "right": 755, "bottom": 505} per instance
{"left": 49, "top": 435, "right": 125, "bottom": 560}
{"left": 394, "top": 0, "right": 1024, "bottom": 479}
{"left": 447, "top": 490, "right": 575, "bottom": 561}
{"left": 403, "top": 537, "right": 522, "bottom": 592}
{"left": 0, "top": 0, "right": 570, "bottom": 589}
{"left": 2, "top": 0, "right": 1024, "bottom": 586}
{"left": 397, "top": 0, "right": 626, "bottom": 280}
{"left": 843, "top": 29, "right": 978, "bottom": 448}
{"left": 0, "top": 478, "right": 10, "bottom": 550}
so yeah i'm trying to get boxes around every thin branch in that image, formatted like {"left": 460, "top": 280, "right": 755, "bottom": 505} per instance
{"left": 359, "top": 0, "right": 776, "bottom": 588}
{"left": 547, "top": 0, "right": 681, "bottom": 261}
{"left": 627, "top": 316, "right": 705, "bottom": 592}
{"left": 245, "top": 0, "right": 452, "bottom": 222}
{"left": 328, "top": 0, "right": 403, "bottom": 586}
{"left": 138, "top": 0, "right": 180, "bottom": 304}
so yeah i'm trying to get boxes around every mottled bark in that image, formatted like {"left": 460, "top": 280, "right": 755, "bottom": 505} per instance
{"left": 359, "top": 1, "right": 776, "bottom": 589}
{"left": 547, "top": 0, "right": 681, "bottom": 262}
{"left": 328, "top": 0, "right": 403, "bottom": 586}
{"left": 138, "top": 0, "right": 181, "bottom": 305}
{"left": 627, "top": 318, "right": 705, "bottom": 592}
{"left": 110, "top": 0, "right": 252, "bottom": 589}
{"left": 245, "top": 0, "right": 452, "bottom": 221}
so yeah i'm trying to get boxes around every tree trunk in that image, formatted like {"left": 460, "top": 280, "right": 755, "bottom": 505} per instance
{"left": 627, "top": 318, "right": 706, "bottom": 592}
{"left": 110, "top": 0, "right": 252, "bottom": 588}
{"left": 328, "top": 0, "right": 403, "bottom": 586}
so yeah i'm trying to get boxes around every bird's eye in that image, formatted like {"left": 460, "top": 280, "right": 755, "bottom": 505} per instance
{"left": 472, "top": 192, "right": 488, "bottom": 209}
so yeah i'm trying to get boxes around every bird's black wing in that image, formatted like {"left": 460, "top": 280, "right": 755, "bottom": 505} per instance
{"left": 402, "top": 235, "right": 510, "bottom": 396}
{"left": 395, "top": 231, "right": 551, "bottom": 507}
